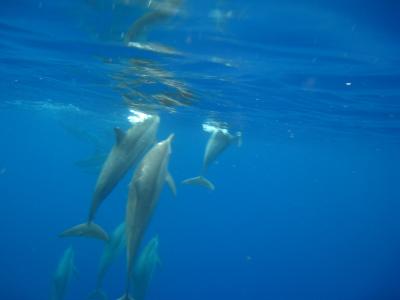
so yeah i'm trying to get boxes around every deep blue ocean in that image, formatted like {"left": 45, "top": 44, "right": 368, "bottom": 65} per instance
{"left": 1, "top": 0, "right": 400, "bottom": 299}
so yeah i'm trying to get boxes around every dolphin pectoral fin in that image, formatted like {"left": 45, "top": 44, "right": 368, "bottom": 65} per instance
{"left": 59, "top": 222, "right": 109, "bottom": 241}
{"left": 116, "top": 293, "right": 134, "bottom": 300}
{"left": 88, "top": 289, "right": 108, "bottom": 300}
{"left": 181, "top": 176, "right": 215, "bottom": 191}
{"left": 166, "top": 171, "right": 177, "bottom": 197}
{"left": 114, "top": 127, "right": 126, "bottom": 145}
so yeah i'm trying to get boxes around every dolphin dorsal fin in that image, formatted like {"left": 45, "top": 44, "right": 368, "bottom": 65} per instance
{"left": 166, "top": 171, "right": 176, "bottom": 197}
{"left": 114, "top": 127, "right": 125, "bottom": 145}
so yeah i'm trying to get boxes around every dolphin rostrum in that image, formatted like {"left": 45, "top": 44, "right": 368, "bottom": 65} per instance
{"left": 88, "top": 223, "right": 126, "bottom": 300}
{"left": 52, "top": 247, "right": 77, "bottom": 300}
{"left": 132, "top": 236, "right": 161, "bottom": 300}
{"left": 182, "top": 128, "right": 241, "bottom": 190}
{"left": 60, "top": 115, "right": 160, "bottom": 241}
{"left": 118, "top": 134, "right": 175, "bottom": 300}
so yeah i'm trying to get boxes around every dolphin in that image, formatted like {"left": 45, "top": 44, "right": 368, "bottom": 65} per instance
{"left": 60, "top": 115, "right": 160, "bottom": 241}
{"left": 132, "top": 236, "right": 161, "bottom": 300}
{"left": 124, "top": 0, "right": 182, "bottom": 43}
{"left": 74, "top": 151, "right": 106, "bottom": 175}
{"left": 182, "top": 128, "right": 241, "bottom": 190}
{"left": 118, "top": 134, "right": 175, "bottom": 300}
{"left": 202, "top": 129, "right": 242, "bottom": 170}
{"left": 88, "top": 223, "right": 126, "bottom": 300}
{"left": 52, "top": 247, "right": 77, "bottom": 300}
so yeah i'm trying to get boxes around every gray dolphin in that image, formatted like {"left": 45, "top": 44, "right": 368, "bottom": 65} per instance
{"left": 132, "top": 236, "right": 161, "bottom": 300}
{"left": 124, "top": 0, "right": 182, "bottom": 43}
{"left": 52, "top": 247, "right": 76, "bottom": 300}
{"left": 60, "top": 115, "right": 160, "bottom": 241}
{"left": 118, "top": 134, "right": 175, "bottom": 300}
{"left": 182, "top": 128, "right": 241, "bottom": 190}
{"left": 203, "top": 129, "right": 242, "bottom": 170}
{"left": 88, "top": 223, "right": 126, "bottom": 300}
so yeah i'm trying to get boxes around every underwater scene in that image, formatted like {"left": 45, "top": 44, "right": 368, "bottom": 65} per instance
{"left": 1, "top": 0, "right": 400, "bottom": 299}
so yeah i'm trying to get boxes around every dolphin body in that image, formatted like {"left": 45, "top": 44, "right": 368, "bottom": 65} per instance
{"left": 52, "top": 247, "right": 76, "bottom": 300}
{"left": 132, "top": 236, "right": 161, "bottom": 300}
{"left": 182, "top": 129, "right": 241, "bottom": 190}
{"left": 118, "top": 134, "right": 175, "bottom": 300}
{"left": 124, "top": 0, "right": 183, "bottom": 44}
{"left": 60, "top": 116, "right": 160, "bottom": 241}
{"left": 88, "top": 223, "right": 126, "bottom": 300}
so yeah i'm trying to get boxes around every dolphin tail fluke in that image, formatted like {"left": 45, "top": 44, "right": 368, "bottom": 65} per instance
{"left": 116, "top": 293, "right": 134, "bottom": 300}
{"left": 59, "top": 222, "right": 109, "bottom": 241}
{"left": 182, "top": 176, "right": 215, "bottom": 191}
{"left": 88, "top": 289, "right": 108, "bottom": 300}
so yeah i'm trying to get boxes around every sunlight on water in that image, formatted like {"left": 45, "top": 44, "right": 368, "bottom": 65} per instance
{"left": 127, "top": 108, "right": 152, "bottom": 123}
{"left": 127, "top": 42, "right": 183, "bottom": 56}
{"left": 202, "top": 121, "right": 229, "bottom": 134}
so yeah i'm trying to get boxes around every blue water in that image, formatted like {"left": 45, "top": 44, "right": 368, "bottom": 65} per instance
{"left": 1, "top": 0, "right": 400, "bottom": 299}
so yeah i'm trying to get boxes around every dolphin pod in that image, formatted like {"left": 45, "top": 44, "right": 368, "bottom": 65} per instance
{"left": 48, "top": 1, "right": 244, "bottom": 297}
{"left": 59, "top": 115, "right": 160, "bottom": 241}
{"left": 88, "top": 223, "right": 126, "bottom": 300}
{"left": 132, "top": 236, "right": 161, "bottom": 300}
{"left": 182, "top": 128, "right": 241, "bottom": 190}
{"left": 50, "top": 116, "right": 241, "bottom": 299}
{"left": 118, "top": 134, "right": 175, "bottom": 300}
{"left": 52, "top": 247, "right": 76, "bottom": 300}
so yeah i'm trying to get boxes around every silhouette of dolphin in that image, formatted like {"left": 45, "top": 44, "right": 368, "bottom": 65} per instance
{"left": 88, "top": 223, "right": 126, "bottom": 300}
{"left": 124, "top": 0, "right": 182, "bottom": 43}
{"left": 52, "top": 247, "right": 77, "bottom": 300}
{"left": 118, "top": 134, "right": 175, "bottom": 300}
{"left": 60, "top": 115, "right": 159, "bottom": 241}
{"left": 132, "top": 236, "right": 161, "bottom": 300}
{"left": 183, "top": 128, "right": 241, "bottom": 190}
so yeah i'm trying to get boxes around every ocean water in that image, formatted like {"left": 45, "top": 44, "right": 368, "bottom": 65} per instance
{"left": 1, "top": 0, "right": 400, "bottom": 300}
